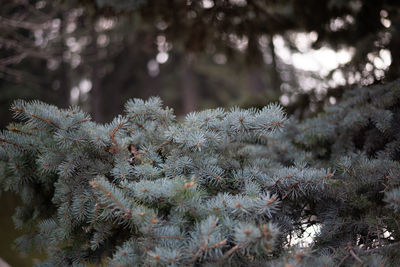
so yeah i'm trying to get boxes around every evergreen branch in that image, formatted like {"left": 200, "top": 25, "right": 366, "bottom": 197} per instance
{"left": 3, "top": 87, "right": 400, "bottom": 266}
{"left": 145, "top": 214, "right": 160, "bottom": 252}
{"left": 63, "top": 160, "right": 74, "bottom": 176}
{"left": 0, "top": 137, "right": 26, "bottom": 149}
{"left": 90, "top": 180, "right": 130, "bottom": 217}
{"left": 280, "top": 172, "right": 333, "bottom": 200}
{"left": 271, "top": 174, "right": 294, "bottom": 186}
{"left": 11, "top": 106, "right": 61, "bottom": 129}
{"left": 8, "top": 127, "right": 37, "bottom": 136}
{"left": 197, "top": 165, "right": 223, "bottom": 181}
{"left": 155, "top": 140, "right": 172, "bottom": 151}
{"left": 218, "top": 244, "right": 242, "bottom": 262}
{"left": 67, "top": 118, "right": 90, "bottom": 129}
{"left": 31, "top": 114, "right": 61, "bottom": 129}
{"left": 281, "top": 183, "right": 299, "bottom": 200}
{"left": 191, "top": 239, "right": 227, "bottom": 263}
{"left": 154, "top": 235, "right": 184, "bottom": 240}
{"left": 304, "top": 172, "right": 334, "bottom": 184}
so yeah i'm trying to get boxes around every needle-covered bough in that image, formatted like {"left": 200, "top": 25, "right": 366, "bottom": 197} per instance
{"left": 1, "top": 81, "right": 400, "bottom": 266}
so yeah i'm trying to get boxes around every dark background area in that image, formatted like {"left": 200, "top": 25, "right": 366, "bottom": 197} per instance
{"left": 1, "top": 0, "right": 400, "bottom": 265}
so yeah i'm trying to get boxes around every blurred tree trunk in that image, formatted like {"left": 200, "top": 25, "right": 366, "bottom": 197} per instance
{"left": 181, "top": 55, "right": 197, "bottom": 114}
{"left": 388, "top": 17, "right": 400, "bottom": 81}
{"left": 246, "top": 34, "right": 264, "bottom": 96}
{"left": 58, "top": 13, "right": 70, "bottom": 108}
{"left": 247, "top": 67, "right": 265, "bottom": 95}
{"left": 269, "top": 35, "right": 281, "bottom": 99}
{"left": 90, "top": 25, "right": 103, "bottom": 122}
{"left": 58, "top": 60, "right": 71, "bottom": 108}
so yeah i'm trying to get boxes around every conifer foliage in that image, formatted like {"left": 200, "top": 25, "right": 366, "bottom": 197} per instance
{"left": 1, "top": 81, "right": 400, "bottom": 266}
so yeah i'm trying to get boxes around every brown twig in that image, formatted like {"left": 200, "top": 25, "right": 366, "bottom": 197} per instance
{"left": 109, "top": 122, "right": 124, "bottom": 154}
{"left": 336, "top": 254, "right": 350, "bottom": 267}
{"left": 191, "top": 240, "right": 227, "bottom": 263}
{"left": 337, "top": 242, "right": 364, "bottom": 267}
{"left": 218, "top": 244, "right": 242, "bottom": 263}
{"left": 0, "top": 138, "right": 26, "bottom": 149}
{"left": 90, "top": 180, "right": 129, "bottom": 216}
{"left": 348, "top": 248, "right": 363, "bottom": 264}
{"left": 155, "top": 140, "right": 172, "bottom": 151}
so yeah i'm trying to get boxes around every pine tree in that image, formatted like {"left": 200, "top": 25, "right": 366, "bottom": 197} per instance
{"left": 1, "top": 80, "right": 400, "bottom": 266}
{"left": 273, "top": 80, "right": 400, "bottom": 266}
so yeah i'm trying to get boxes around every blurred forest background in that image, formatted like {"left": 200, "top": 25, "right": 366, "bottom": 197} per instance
{"left": 1, "top": 0, "right": 399, "bottom": 265}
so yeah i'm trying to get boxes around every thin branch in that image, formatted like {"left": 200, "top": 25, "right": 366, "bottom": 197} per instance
{"left": 0, "top": 37, "right": 56, "bottom": 60}
{"left": 90, "top": 180, "right": 128, "bottom": 215}
{"left": 0, "top": 17, "right": 51, "bottom": 30}
{"left": 218, "top": 244, "right": 242, "bottom": 263}
{"left": 0, "top": 53, "right": 27, "bottom": 66}
{"left": 336, "top": 254, "right": 350, "bottom": 267}
{"left": 348, "top": 248, "right": 363, "bottom": 264}
{"left": 109, "top": 122, "right": 124, "bottom": 154}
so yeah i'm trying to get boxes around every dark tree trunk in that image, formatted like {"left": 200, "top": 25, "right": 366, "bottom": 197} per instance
{"left": 58, "top": 63, "right": 70, "bottom": 108}
{"left": 90, "top": 26, "right": 103, "bottom": 122}
{"left": 58, "top": 15, "right": 70, "bottom": 108}
{"left": 180, "top": 55, "right": 197, "bottom": 114}
{"left": 246, "top": 34, "right": 265, "bottom": 96}
{"left": 388, "top": 18, "right": 400, "bottom": 81}
{"left": 58, "top": 10, "right": 71, "bottom": 108}
{"left": 269, "top": 35, "right": 281, "bottom": 98}
{"left": 247, "top": 67, "right": 265, "bottom": 95}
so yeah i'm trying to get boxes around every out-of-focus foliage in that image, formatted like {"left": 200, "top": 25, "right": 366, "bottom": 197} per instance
{"left": 2, "top": 0, "right": 400, "bottom": 126}
{"left": 89, "top": 0, "right": 400, "bottom": 90}
{"left": 0, "top": 0, "right": 71, "bottom": 128}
